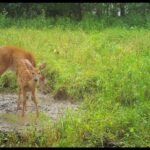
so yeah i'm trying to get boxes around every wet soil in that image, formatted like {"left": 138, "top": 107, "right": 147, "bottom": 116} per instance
{"left": 0, "top": 93, "right": 80, "bottom": 133}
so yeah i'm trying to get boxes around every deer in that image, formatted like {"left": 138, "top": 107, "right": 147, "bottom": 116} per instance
{"left": 0, "top": 45, "right": 36, "bottom": 75}
{"left": 16, "top": 59, "right": 46, "bottom": 117}
{"left": 0, "top": 45, "right": 47, "bottom": 92}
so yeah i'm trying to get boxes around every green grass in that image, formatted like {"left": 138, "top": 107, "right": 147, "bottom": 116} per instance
{"left": 0, "top": 17, "right": 150, "bottom": 147}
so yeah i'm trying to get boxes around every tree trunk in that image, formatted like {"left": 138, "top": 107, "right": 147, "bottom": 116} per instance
{"left": 74, "top": 3, "right": 82, "bottom": 21}
{"left": 120, "top": 3, "right": 125, "bottom": 16}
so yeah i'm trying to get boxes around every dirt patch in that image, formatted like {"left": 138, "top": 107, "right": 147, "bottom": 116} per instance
{"left": 0, "top": 93, "right": 80, "bottom": 133}
{"left": 53, "top": 87, "right": 69, "bottom": 100}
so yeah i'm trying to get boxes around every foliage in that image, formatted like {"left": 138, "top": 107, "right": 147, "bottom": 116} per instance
{"left": 0, "top": 16, "right": 149, "bottom": 147}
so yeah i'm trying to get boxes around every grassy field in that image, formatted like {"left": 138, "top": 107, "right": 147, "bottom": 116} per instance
{"left": 0, "top": 17, "right": 150, "bottom": 147}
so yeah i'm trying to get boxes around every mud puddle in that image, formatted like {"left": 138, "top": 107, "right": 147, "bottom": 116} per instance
{"left": 0, "top": 93, "right": 80, "bottom": 133}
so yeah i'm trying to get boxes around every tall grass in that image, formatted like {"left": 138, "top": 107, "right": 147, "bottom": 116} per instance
{"left": 0, "top": 16, "right": 149, "bottom": 147}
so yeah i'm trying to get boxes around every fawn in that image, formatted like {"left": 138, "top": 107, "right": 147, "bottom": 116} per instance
{"left": 16, "top": 59, "right": 46, "bottom": 117}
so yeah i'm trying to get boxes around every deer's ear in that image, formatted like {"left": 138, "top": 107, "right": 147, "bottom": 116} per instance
{"left": 39, "top": 63, "right": 46, "bottom": 70}
{"left": 22, "top": 59, "right": 33, "bottom": 70}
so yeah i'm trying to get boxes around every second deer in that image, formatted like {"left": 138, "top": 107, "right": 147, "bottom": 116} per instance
{"left": 16, "top": 59, "right": 46, "bottom": 117}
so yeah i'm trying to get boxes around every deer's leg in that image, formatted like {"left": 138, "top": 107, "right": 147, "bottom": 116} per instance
{"left": 24, "top": 94, "right": 28, "bottom": 111}
{"left": 32, "top": 89, "right": 39, "bottom": 117}
{"left": 17, "top": 88, "right": 22, "bottom": 110}
{"left": 22, "top": 89, "right": 26, "bottom": 117}
{"left": 0, "top": 65, "right": 7, "bottom": 76}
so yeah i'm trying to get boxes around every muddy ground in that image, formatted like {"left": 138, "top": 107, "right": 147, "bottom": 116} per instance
{"left": 0, "top": 93, "right": 80, "bottom": 133}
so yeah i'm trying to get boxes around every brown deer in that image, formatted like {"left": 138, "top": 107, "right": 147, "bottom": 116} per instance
{"left": 0, "top": 45, "right": 36, "bottom": 75}
{"left": 16, "top": 59, "right": 46, "bottom": 117}
{"left": 0, "top": 45, "right": 47, "bottom": 93}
